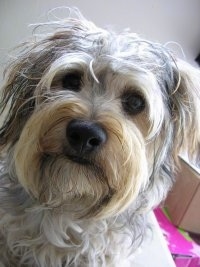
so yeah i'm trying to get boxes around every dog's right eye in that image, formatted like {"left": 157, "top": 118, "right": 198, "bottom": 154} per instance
{"left": 62, "top": 72, "right": 82, "bottom": 92}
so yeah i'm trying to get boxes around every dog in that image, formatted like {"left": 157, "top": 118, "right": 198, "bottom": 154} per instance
{"left": 0, "top": 8, "right": 199, "bottom": 267}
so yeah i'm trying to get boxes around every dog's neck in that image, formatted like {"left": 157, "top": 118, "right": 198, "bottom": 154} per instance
{"left": 0, "top": 167, "right": 144, "bottom": 266}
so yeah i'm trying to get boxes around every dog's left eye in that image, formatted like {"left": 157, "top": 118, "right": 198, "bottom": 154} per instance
{"left": 121, "top": 91, "right": 146, "bottom": 115}
{"left": 62, "top": 72, "right": 82, "bottom": 92}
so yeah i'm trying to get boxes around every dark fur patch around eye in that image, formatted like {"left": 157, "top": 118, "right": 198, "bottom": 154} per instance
{"left": 121, "top": 90, "right": 146, "bottom": 115}
{"left": 62, "top": 72, "right": 82, "bottom": 92}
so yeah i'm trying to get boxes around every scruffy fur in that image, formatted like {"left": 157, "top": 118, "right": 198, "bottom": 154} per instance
{"left": 0, "top": 9, "right": 200, "bottom": 267}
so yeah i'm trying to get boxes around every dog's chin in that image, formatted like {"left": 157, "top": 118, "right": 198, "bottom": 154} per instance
{"left": 32, "top": 153, "right": 113, "bottom": 218}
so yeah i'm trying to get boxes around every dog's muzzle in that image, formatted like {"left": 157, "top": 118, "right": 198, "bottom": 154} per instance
{"left": 66, "top": 119, "right": 107, "bottom": 163}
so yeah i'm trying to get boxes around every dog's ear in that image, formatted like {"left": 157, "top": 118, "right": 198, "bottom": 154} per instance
{"left": 170, "top": 59, "right": 200, "bottom": 163}
{"left": 0, "top": 60, "right": 37, "bottom": 150}
{"left": 0, "top": 34, "right": 63, "bottom": 150}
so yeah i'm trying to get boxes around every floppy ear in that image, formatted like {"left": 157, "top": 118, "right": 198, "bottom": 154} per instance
{"left": 171, "top": 59, "right": 200, "bottom": 164}
{"left": 0, "top": 34, "right": 61, "bottom": 150}
{"left": 0, "top": 61, "right": 37, "bottom": 150}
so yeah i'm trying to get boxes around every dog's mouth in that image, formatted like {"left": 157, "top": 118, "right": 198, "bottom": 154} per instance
{"left": 66, "top": 153, "right": 106, "bottom": 180}
{"left": 66, "top": 154, "right": 91, "bottom": 165}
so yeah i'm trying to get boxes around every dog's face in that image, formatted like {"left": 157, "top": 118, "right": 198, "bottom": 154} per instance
{"left": 1, "top": 15, "right": 200, "bottom": 219}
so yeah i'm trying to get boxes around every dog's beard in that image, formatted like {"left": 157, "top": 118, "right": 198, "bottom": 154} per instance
{"left": 13, "top": 97, "right": 148, "bottom": 219}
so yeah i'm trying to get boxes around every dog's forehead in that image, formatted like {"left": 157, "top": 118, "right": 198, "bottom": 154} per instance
{"left": 61, "top": 30, "right": 175, "bottom": 84}
{"left": 47, "top": 26, "right": 169, "bottom": 70}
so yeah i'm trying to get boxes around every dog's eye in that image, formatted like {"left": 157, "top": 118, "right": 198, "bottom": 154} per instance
{"left": 62, "top": 72, "right": 82, "bottom": 92}
{"left": 121, "top": 91, "right": 145, "bottom": 115}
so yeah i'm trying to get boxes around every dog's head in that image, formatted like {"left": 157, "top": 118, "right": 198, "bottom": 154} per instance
{"left": 1, "top": 12, "right": 200, "bottom": 219}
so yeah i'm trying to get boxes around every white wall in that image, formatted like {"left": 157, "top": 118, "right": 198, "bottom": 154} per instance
{"left": 0, "top": 0, "right": 200, "bottom": 79}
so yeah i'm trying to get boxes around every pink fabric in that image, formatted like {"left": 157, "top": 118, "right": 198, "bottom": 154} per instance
{"left": 154, "top": 208, "right": 200, "bottom": 267}
{"left": 174, "top": 257, "right": 200, "bottom": 267}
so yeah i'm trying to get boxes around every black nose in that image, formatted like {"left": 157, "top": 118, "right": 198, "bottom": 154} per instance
{"left": 66, "top": 119, "right": 107, "bottom": 154}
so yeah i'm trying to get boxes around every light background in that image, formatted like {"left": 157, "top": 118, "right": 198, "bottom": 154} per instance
{"left": 0, "top": 0, "right": 200, "bottom": 78}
